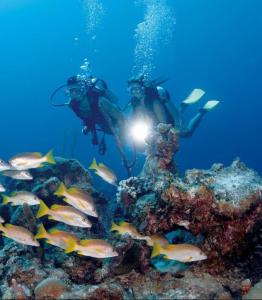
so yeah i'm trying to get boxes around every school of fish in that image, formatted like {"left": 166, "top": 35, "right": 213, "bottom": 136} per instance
{"left": 0, "top": 150, "right": 207, "bottom": 263}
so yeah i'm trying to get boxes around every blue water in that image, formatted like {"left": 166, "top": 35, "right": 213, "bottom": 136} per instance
{"left": 0, "top": 0, "right": 261, "bottom": 187}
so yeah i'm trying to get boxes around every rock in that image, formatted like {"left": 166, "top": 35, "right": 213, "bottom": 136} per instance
{"left": 34, "top": 278, "right": 69, "bottom": 300}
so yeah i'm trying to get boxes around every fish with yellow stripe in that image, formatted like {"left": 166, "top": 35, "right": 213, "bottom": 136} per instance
{"left": 65, "top": 238, "right": 118, "bottom": 258}
{"left": 89, "top": 158, "right": 117, "bottom": 186}
{"left": 2, "top": 191, "right": 41, "bottom": 206}
{"left": 35, "top": 223, "right": 79, "bottom": 250}
{"left": 54, "top": 182, "right": 98, "bottom": 217}
{"left": 9, "top": 150, "right": 55, "bottom": 170}
{"left": 0, "top": 223, "right": 39, "bottom": 246}
{"left": 111, "top": 221, "right": 150, "bottom": 242}
{"left": 146, "top": 234, "right": 169, "bottom": 247}
{"left": 151, "top": 241, "right": 207, "bottom": 263}
{"left": 36, "top": 200, "right": 92, "bottom": 228}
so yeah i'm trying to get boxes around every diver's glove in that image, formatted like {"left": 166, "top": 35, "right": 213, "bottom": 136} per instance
{"left": 82, "top": 126, "right": 89, "bottom": 135}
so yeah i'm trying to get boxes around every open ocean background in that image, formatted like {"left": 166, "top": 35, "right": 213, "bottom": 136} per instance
{"left": 0, "top": 0, "right": 261, "bottom": 190}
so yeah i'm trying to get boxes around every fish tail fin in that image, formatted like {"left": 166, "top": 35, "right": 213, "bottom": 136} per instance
{"left": 151, "top": 241, "right": 164, "bottom": 258}
{"left": 54, "top": 182, "right": 67, "bottom": 197}
{"left": 110, "top": 222, "right": 119, "bottom": 232}
{"left": 65, "top": 238, "right": 77, "bottom": 254}
{"left": 36, "top": 200, "right": 49, "bottom": 218}
{"left": 45, "top": 150, "right": 56, "bottom": 165}
{"left": 35, "top": 223, "right": 48, "bottom": 239}
{"left": 89, "top": 158, "right": 98, "bottom": 170}
{"left": 2, "top": 195, "right": 9, "bottom": 205}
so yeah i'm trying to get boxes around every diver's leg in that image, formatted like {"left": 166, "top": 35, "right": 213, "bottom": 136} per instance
{"left": 179, "top": 109, "right": 206, "bottom": 138}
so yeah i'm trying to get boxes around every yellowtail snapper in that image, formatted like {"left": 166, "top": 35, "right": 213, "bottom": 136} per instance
{"left": 36, "top": 200, "right": 92, "bottom": 228}
{"left": 65, "top": 238, "right": 118, "bottom": 258}
{"left": 89, "top": 158, "right": 117, "bottom": 186}
{"left": 9, "top": 150, "right": 55, "bottom": 170}
{"left": 54, "top": 182, "right": 98, "bottom": 218}
{"left": 2, "top": 191, "right": 42, "bottom": 206}
{"left": 35, "top": 223, "right": 79, "bottom": 250}
{"left": 0, "top": 223, "right": 39, "bottom": 246}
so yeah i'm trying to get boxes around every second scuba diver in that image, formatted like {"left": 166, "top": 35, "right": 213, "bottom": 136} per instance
{"left": 127, "top": 74, "right": 219, "bottom": 138}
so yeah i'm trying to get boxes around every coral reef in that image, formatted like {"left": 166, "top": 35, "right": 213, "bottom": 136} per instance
{"left": 0, "top": 125, "right": 262, "bottom": 299}
{"left": 117, "top": 125, "right": 262, "bottom": 276}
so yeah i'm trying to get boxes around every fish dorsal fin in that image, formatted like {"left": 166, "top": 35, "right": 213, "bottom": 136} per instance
{"left": 48, "top": 228, "right": 61, "bottom": 234}
{"left": 5, "top": 224, "right": 16, "bottom": 229}
{"left": 33, "top": 152, "right": 42, "bottom": 158}
{"left": 80, "top": 239, "right": 91, "bottom": 246}
{"left": 68, "top": 187, "right": 78, "bottom": 192}
{"left": 119, "top": 221, "right": 130, "bottom": 226}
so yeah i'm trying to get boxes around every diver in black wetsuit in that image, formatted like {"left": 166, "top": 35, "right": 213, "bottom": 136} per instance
{"left": 51, "top": 74, "right": 134, "bottom": 175}
{"left": 127, "top": 75, "right": 219, "bottom": 137}
{"left": 66, "top": 75, "right": 126, "bottom": 152}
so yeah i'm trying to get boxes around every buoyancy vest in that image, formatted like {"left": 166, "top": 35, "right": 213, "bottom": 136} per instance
{"left": 131, "top": 86, "right": 174, "bottom": 125}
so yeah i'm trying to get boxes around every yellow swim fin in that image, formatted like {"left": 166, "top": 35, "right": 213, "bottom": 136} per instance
{"left": 182, "top": 89, "right": 205, "bottom": 105}
{"left": 203, "top": 100, "right": 219, "bottom": 111}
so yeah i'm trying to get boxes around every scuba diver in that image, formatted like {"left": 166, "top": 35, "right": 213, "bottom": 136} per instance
{"left": 51, "top": 74, "right": 135, "bottom": 176}
{"left": 127, "top": 74, "right": 219, "bottom": 138}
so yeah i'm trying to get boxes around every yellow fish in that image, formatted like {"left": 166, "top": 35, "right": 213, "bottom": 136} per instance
{"left": 0, "top": 223, "right": 39, "bottom": 246}
{"left": 89, "top": 158, "right": 117, "bottom": 186}
{"left": 2, "top": 191, "right": 41, "bottom": 206}
{"left": 146, "top": 234, "right": 169, "bottom": 247}
{"left": 111, "top": 221, "right": 149, "bottom": 241}
{"left": 65, "top": 238, "right": 118, "bottom": 258}
{"left": 36, "top": 200, "right": 92, "bottom": 228}
{"left": 54, "top": 182, "right": 98, "bottom": 218}
{"left": 9, "top": 150, "right": 55, "bottom": 170}
{"left": 35, "top": 223, "right": 79, "bottom": 250}
{"left": 151, "top": 242, "right": 207, "bottom": 263}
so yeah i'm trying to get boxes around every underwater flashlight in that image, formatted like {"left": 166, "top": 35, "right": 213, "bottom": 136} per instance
{"left": 130, "top": 120, "right": 151, "bottom": 144}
